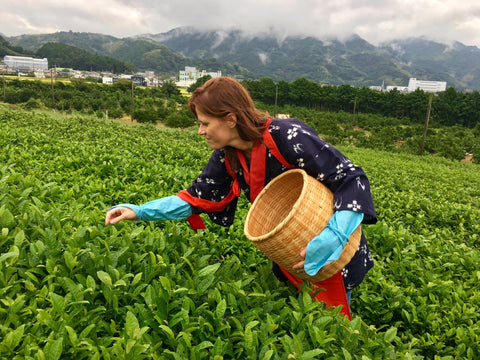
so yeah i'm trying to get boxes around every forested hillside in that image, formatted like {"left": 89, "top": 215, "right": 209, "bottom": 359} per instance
{"left": 36, "top": 42, "right": 134, "bottom": 73}
{"left": 0, "top": 35, "right": 32, "bottom": 57}
{"left": 1, "top": 35, "right": 134, "bottom": 74}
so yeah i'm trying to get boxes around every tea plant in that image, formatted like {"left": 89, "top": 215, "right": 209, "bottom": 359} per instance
{"left": 1, "top": 105, "right": 479, "bottom": 359}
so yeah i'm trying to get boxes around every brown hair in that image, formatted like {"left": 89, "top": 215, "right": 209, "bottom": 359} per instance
{"left": 188, "top": 77, "right": 269, "bottom": 171}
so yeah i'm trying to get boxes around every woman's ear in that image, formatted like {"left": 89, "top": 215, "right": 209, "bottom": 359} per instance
{"left": 225, "top": 113, "right": 237, "bottom": 128}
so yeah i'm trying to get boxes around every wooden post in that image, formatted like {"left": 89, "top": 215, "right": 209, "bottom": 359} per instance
{"left": 352, "top": 97, "right": 357, "bottom": 126}
{"left": 2, "top": 74, "right": 5, "bottom": 101}
{"left": 420, "top": 93, "right": 433, "bottom": 156}
{"left": 50, "top": 68, "right": 55, "bottom": 111}
{"left": 274, "top": 83, "right": 278, "bottom": 118}
{"left": 131, "top": 80, "right": 134, "bottom": 122}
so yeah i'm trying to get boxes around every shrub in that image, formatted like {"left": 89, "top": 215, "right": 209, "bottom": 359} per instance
{"left": 22, "top": 98, "right": 43, "bottom": 110}
{"left": 166, "top": 111, "right": 195, "bottom": 128}
{"left": 107, "top": 107, "right": 124, "bottom": 119}
{"left": 135, "top": 108, "right": 158, "bottom": 124}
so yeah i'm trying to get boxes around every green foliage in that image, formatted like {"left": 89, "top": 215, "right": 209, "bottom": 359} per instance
{"left": 106, "top": 39, "right": 190, "bottom": 76}
{"left": 0, "top": 35, "right": 32, "bottom": 57}
{"left": 259, "top": 103, "right": 479, "bottom": 162}
{"left": 160, "top": 79, "right": 181, "bottom": 98}
{"left": 166, "top": 110, "right": 195, "bottom": 128}
{"left": 244, "top": 77, "right": 480, "bottom": 127}
{"left": 106, "top": 107, "right": 125, "bottom": 119}
{"left": 36, "top": 42, "right": 134, "bottom": 73}
{"left": 2, "top": 78, "right": 187, "bottom": 124}
{"left": 187, "top": 75, "right": 212, "bottom": 93}
{"left": 134, "top": 107, "right": 158, "bottom": 124}
{"left": 1, "top": 106, "right": 479, "bottom": 358}
{"left": 21, "top": 98, "right": 43, "bottom": 110}
{"left": 3, "top": 77, "right": 480, "bottom": 161}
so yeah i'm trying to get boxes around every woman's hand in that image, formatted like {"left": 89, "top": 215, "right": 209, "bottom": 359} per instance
{"left": 105, "top": 206, "right": 138, "bottom": 225}
{"left": 292, "top": 248, "right": 307, "bottom": 273}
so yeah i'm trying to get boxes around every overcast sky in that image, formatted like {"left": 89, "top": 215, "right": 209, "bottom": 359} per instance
{"left": 2, "top": 0, "right": 480, "bottom": 47}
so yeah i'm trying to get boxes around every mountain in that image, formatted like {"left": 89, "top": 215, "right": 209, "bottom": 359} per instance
{"left": 6, "top": 31, "right": 119, "bottom": 55}
{"left": 140, "top": 28, "right": 480, "bottom": 90}
{"left": 381, "top": 38, "right": 480, "bottom": 89}
{"left": 6, "top": 28, "right": 480, "bottom": 90}
{"left": 0, "top": 35, "right": 32, "bottom": 57}
{"left": 6, "top": 31, "right": 250, "bottom": 78}
{"left": 36, "top": 42, "right": 134, "bottom": 73}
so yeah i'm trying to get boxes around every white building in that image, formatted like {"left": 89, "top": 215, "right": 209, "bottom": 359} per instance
{"left": 102, "top": 76, "right": 114, "bottom": 85}
{"left": 176, "top": 66, "right": 222, "bottom": 88}
{"left": 408, "top": 78, "right": 447, "bottom": 93}
{"left": 34, "top": 70, "right": 46, "bottom": 78}
{"left": 4, "top": 55, "right": 49, "bottom": 71}
{"left": 386, "top": 86, "right": 409, "bottom": 93}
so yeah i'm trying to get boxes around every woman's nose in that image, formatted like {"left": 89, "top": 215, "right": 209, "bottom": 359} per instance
{"left": 198, "top": 125, "right": 205, "bottom": 135}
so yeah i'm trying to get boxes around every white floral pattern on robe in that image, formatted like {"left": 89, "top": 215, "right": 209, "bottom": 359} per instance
{"left": 183, "top": 118, "right": 377, "bottom": 290}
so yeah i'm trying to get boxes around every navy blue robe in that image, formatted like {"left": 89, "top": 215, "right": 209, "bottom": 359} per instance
{"left": 183, "top": 118, "right": 377, "bottom": 290}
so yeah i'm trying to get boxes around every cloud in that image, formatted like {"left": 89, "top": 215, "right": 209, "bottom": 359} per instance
{"left": 2, "top": 0, "right": 480, "bottom": 47}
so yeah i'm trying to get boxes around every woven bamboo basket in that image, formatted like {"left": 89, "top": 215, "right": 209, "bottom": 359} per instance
{"left": 244, "top": 168, "right": 362, "bottom": 282}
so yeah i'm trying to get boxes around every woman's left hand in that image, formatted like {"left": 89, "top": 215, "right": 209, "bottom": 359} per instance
{"left": 292, "top": 248, "right": 307, "bottom": 273}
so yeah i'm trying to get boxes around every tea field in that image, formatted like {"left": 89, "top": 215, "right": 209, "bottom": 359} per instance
{"left": 1, "top": 105, "right": 479, "bottom": 359}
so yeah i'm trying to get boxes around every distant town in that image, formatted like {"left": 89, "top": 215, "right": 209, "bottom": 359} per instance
{"left": 1, "top": 55, "right": 447, "bottom": 93}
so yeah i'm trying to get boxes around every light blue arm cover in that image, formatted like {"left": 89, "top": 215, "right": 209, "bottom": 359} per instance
{"left": 304, "top": 210, "right": 364, "bottom": 276}
{"left": 116, "top": 195, "right": 192, "bottom": 221}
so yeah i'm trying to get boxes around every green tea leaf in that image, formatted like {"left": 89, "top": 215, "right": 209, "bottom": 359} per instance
{"left": 0, "top": 206, "right": 14, "bottom": 229}
{"left": 341, "top": 347, "right": 352, "bottom": 360}
{"left": 44, "top": 337, "right": 63, "bottom": 360}
{"left": 303, "top": 349, "right": 327, "bottom": 359}
{"left": 197, "top": 263, "right": 220, "bottom": 278}
{"left": 384, "top": 327, "right": 397, "bottom": 342}
{"left": 0, "top": 245, "right": 19, "bottom": 263}
{"left": 125, "top": 311, "right": 140, "bottom": 339}
{"left": 97, "top": 271, "right": 113, "bottom": 289}
{"left": 65, "top": 326, "right": 78, "bottom": 346}
{"left": 195, "top": 341, "right": 214, "bottom": 350}
{"left": 1, "top": 324, "right": 25, "bottom": 351}
{"left": 215, "top": 299, "right": 227, "bottom": 319}
{"left": 14, "top": 230, "right": 25, "bottom": 247}
{"left": 49, "top": 292, "right": 65, "bottom": 314}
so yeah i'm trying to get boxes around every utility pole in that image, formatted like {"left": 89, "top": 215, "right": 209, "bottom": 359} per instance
{"left": 352, "top": 97, "right": 357, "bottom": 126}
{"left": 420, "top": 93, "right": 433, "bottom": 156}
{"left": 50, "top": 68, "right": 55, "bottom": 111}
{"left": 130, "top": 80, "right": 134, "bottom": 122}
{"left": 274, "top": 83, "right": 278, "bottom": 118}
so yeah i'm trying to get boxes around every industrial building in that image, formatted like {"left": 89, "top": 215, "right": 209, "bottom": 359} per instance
{"left": 3, "top": 55, "right": 49, "bottom": 71}
{"left": 370, "top": 78, "right": 447, "bottom": 93}
{"left": 408, "top": 78, "right": 447, "bottom": 93}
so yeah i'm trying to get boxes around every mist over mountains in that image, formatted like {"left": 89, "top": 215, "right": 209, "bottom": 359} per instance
{"left": 6, "top": 27, "right": 480, "bottom": 91}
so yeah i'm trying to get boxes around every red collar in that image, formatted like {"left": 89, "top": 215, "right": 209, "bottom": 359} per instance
{"left": 236, "top": 119, "right": 294, "bottom": 202}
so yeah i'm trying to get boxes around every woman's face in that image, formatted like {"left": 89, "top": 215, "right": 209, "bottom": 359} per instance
{"left": 196, "top": 109, "right": 238, "bottom": 150}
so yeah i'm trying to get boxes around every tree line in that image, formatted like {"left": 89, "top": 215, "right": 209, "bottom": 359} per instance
{"left": 2, "top": 75, "right": 479, "bottom": 162}
{"left": 2, "top": 77, "right": 195, "bottom": 128}
{"left": 243, "top": 77, "right": 480, "bottom": 128}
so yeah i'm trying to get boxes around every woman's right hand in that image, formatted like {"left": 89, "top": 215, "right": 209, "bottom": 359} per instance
{"left": 105, "top": 206, "right": 138, "bottom": 225}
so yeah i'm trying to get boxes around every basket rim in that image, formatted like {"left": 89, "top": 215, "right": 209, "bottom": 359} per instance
{"left": 244, "top": 168, "right": 309, "bottom": 242}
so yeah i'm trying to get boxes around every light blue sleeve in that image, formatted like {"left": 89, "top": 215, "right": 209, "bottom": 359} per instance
{"left": 304, "top": 210, "right": 363, "bottom": 276}
{"left": 115, "top": 195, "right": 193, "bottom": 221}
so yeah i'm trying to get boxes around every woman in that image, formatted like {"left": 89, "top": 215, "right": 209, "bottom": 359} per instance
{"left": 105, "top": 77, "right": 377, "bottom": 318}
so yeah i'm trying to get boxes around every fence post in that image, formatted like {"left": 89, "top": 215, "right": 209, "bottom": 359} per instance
{"left": 420, "top": 93, "right": 433, "bottom": 155}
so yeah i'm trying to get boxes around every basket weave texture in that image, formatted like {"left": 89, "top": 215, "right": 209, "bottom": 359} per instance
{"left": 244, "top": 169, "right": 362, "bottom": 282}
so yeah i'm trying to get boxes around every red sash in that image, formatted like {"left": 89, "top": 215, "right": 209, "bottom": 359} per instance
{"left": 181, "top": 119, "right": 351, "bottom": 319}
